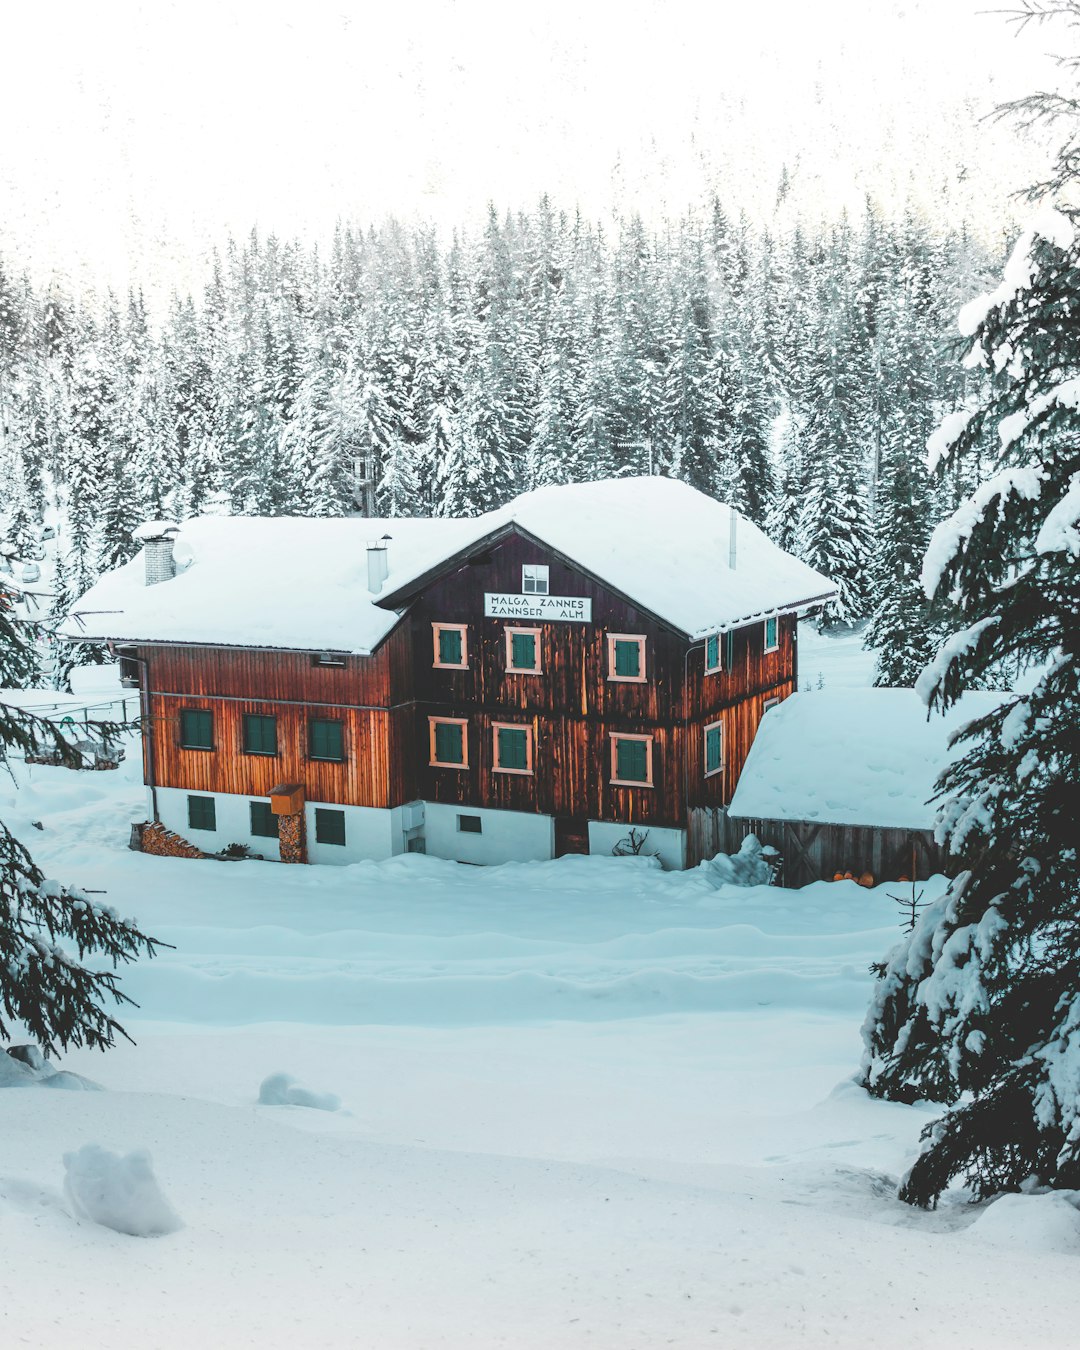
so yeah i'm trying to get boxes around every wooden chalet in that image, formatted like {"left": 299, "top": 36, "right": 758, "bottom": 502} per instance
{"left": 65, "top": 478, "right": 836, "bottom": 869}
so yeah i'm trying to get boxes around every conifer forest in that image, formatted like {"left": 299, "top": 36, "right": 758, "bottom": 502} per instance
{"left": 1, "top": 198, "right": 1000, "bottom": 686}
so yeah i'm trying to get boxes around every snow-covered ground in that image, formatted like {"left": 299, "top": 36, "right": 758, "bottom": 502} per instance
{"left": 3, "top": 637, "right": 1079, "bottom": 1348}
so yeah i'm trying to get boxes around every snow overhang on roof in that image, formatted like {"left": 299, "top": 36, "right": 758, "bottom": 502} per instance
{"left": 62, "top": 477, "right": 837, "bottom": 654}
{"left": 727, "top": 689, "right": 1007, "bottom": 831}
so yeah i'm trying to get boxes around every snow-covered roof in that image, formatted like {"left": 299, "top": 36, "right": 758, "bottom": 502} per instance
{"left": 728, "top": 688, "right": 1006, "bottom": 830}
{"left": 64, "top": 477, "right": 836, "bottom": 655}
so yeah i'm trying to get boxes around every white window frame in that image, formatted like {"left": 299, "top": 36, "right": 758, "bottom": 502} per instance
{"left": 607, "top": 633, "right": 647, "bottom": 684}
{"left": 492, "top": 721, "right": 534, "bottom": 776}
{"left": 429, "top": 716, "right": 469, "bottom": 769}
{"left": 704, "top": 632, "right": 723, "bottom": 675}
{"left": 763, "top": 616, "right": 780, "bottom": 653}
{"left": 522, "top": 564, "right": 549, "bottom": 595}
{"left": 703, "top": 719, "right": 724, "bottom": 779}
{"left": 505, "top": 625, "right": 543, "bottom": 674}
{"left": 432, "top": 622, "right": 469, "bottom": 670}
{"left": 609, "top": 732, "right": 654, "bottom": 787}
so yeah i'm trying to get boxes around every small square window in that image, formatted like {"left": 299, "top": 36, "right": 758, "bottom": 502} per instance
{"left": 505, "top": 626, "right": 541, "bottom": 674}
{"left": 764, "top": 616, "right": 779, "bottom": 652}
{"left": 522, "top": 565, "right": 549, "bottom": 595}
{"left": 312, "top": 652, "right": 346, "bottom": 668}
{"left": 187, "top": 794, "right": 217, "bottom": 831}
{"left": 610, "top": 734, "right": 653, "bottom": 786}
{"left": 315, "top": 808, "right": 346, "bottom": 846}
{"left": 250, "top": 801, "right": 277, "bottom": 838}
{"left": 704, "top": 633, "right": 722, "bottom": 674}
{"left": 309, "top": 719, "right": 344, "bottom": 762}
{"left": 607, "top": 634, "right": 646, "bottom": 683}
{"left": 243, "top": 714, "right": 278, "bottom": 756}
{"left": 432, "top": 623, "right": 468, "bottom": 669}
{"left": 763, "top": 695, "right": 781, "bottom": 713}
{"left": 430, "top": 717, "right": 468, "bottom": 767}
{"left": 493, "top": 723, "right": 532, "bottom": 774}
{"left": 704, "top": 721, "right": 724, "bottom": 778}
{"left": 179, "top": 708, "right": 213, "bottom": 749}
{"left": 457, "top": 814, "right": 482, "bottom": 834}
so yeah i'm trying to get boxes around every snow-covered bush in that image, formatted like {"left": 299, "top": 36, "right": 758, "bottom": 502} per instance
{"left": 258, "top": 1072, "right": 341, "bottom": 1112}
{"left": 63, "top": 1144, "right": 182, "bottom": 1237}
{"left": 702, "top": 834, "right": 778, "bottom": 887}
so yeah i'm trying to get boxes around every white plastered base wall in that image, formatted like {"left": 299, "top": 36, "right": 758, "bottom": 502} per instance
{"left": 586, "top": 820, "right": 686, "bottom": 871}
{"left": 150, "top": 789, "right": 686, "bottom": 870}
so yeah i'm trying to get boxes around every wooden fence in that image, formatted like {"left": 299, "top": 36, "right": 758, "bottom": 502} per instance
{"left": 687, "top": 806, "right": 946, "bottom": 887}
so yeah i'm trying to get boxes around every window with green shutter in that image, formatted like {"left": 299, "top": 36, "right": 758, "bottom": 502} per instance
{"left": 315, "top": 808, "right": 346, "bottom": 846}
{"left": 705, "top": 633, "right": 721, "bottom": 672}
{"left": 179, "top": 708, "right": 213, "bottom": 749}
{"left": 495, "top": 725, "right": 530, "bottom": 773}
{"left": 309, "top": 719, "right": 344, "bottom": 762}
{"left": 250, "top": 801, "right": 277, "bottom": 838}
{"left": 510, "top": 631, "right": 537, "bottom": 670}
{"left": 705, "top": 723, "right": 723, "bottom": 777}
{"left": 764, "top": 616, "right": 779, "bottom": 651}
{"left": 187, "top": 794, "right": 216, "bottom": 831}
{"left": 431, "top": 719, "right": 465, "bottom": 765}
{"left": 614, "top": 640, "right": 640, "bottom": 677}
{"left": 243, "top": 714, "right": 277, "bottom": 756}
{"left": 612, "top": 735, "right": 651, "bottom": 784}
{"left": 433, "top": 623, "right": 467, "bottom": 667}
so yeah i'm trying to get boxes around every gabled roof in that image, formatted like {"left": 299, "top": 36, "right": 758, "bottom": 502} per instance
{"left": 728, "top": 689, "right": 1007, "bottom": 831}
{"left": 63, "top": 477, "right": 836, "bottom": 654}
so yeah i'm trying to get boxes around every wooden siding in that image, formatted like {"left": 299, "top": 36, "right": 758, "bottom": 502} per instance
{"left": 688, "top": 807, "right": 947, "bottom": 885}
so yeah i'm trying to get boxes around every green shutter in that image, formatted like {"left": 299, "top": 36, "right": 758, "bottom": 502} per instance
{"left": 438, "top": 627, "right": 463, "bottom": 665}
{"left": 180, "top": 709, "right": 213, "bottom": 749}
{"left": 614, "top": 639, "right": 641, "bottom": 678}
{"left": 315, "top": 808, "right": 346, "bottom": 846}
{"left": 243, "top": 714, "right": 277, "bottom": 755}
{"left": 705, "top": 634, "right": 720, "bottom": 671}
{"left": 511, "top": 631, "right": 536, "bottom": 670}
{"left": 615, "top": 737, "right": 648, "bottom": 782}
{"left": 705, "top": 726, "right": 723, "bottom": 775}
{"left": 187, "top": 794, "right": 216, "bottom": 831}
{"left": 497, "top": 726, "right": 529, "bottom": 771}
{"left": 250, "top": 801, "right": 277, "bottom": 838}
{"left": 309, "top": 719, "right": 343, "bottom": 761}
{"left": 434, "top": 721, "right": 464, "bottom": 764}
{"left": 765, "top": 617, "right": 778, "bottom": 649}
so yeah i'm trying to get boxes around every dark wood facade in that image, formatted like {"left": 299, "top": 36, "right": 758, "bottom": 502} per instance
{"left": 126, "top": 524, "right": 801, "bottom": 854}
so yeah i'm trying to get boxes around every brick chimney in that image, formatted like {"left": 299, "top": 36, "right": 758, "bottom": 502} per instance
{"left": 133, "top": 522, "right": 180, "bottom": 586}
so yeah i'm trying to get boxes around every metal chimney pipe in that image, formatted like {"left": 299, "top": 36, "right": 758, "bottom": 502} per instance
{"left": 366, "top": 540, "right": 389, "bottom": 594}
{"left": 728, "top": 506, "right": 738, "bottom": 570}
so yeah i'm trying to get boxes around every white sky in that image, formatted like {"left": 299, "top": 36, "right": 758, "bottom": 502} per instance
{"left": 0, "top": 0, "right": 1062, "bottom": 300}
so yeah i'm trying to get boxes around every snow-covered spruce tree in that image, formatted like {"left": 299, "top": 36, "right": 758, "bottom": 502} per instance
{"left": 860, "top": 201, "right": 1080, "bottom": 1206}
{"left": 0, "top": 590, "right": 161, "bottom": 1053}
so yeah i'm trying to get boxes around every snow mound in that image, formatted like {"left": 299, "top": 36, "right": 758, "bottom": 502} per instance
{"left": 258, "top": 1072, "right": 341, "bottom": 1112}
{"left": 966, "top": 1192, "right": 1080, "bottom": 1256}
{"left": 1, "top": 1047, "right": 101, "bottom": 1091}
{"left": 62, "top": 1145, "right": 182, "bottom": 1237}
{"left": 701, "top": 834, "right": 776, "bottom": 887}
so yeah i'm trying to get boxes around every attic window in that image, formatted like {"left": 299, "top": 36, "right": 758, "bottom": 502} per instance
{"left": 764, "top": 616, "right": 780, "bottom": 653}
{"left": 312, "top": 653, "right": 346, "bottom": 668}
{"left": 522, "top": 565, "right": 549, "bottom": 595}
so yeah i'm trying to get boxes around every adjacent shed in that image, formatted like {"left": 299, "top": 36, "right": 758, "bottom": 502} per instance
{"left": 722, "top": 688, "right": 1005, "bottom": 886}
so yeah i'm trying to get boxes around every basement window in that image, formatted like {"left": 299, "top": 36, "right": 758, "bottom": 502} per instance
{"left": 457, "top": 814, "right": 482, "bottom": 834}
{"left": 187, "top": 794, "right": 217, "bottom": 831}
{"left": 250, "top": 801, "right": 277, "bottom": 838}
{"left": 315, "top": 808, "right": 346, "bottom": 846}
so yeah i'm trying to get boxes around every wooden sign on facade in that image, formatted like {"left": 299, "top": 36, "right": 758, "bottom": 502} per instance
{"left": 484, "top": 593, "right": 592, "bottom": 623}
